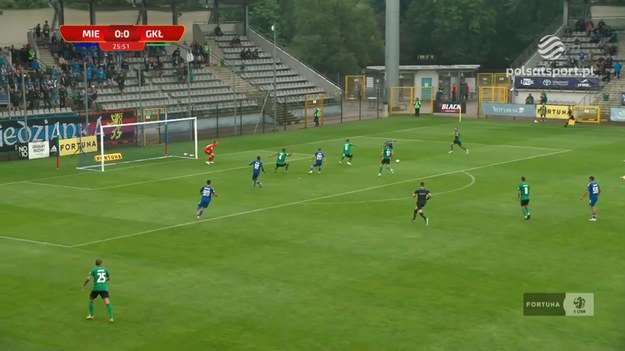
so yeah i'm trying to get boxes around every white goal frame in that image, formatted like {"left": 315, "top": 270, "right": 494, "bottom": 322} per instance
{"left": 90, "top": 116, "right": 198, "bottom": 172}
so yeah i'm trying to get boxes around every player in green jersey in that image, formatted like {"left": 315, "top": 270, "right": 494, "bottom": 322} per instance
{"left": 82, "top": 258, "right": 114, "bottom": 322}
{"left": 273, "top": 148, "right": 291, "bottom": 173}
{"left": 339, "top": 139, "right": 354, "bottom": 165}
{"left": 517, "top": 176, "right": 531, "bottom": 220}
{"left": 449, "top": 127, "right": 469, "bottom": 154}
{"left": 378, "top": 145, "right": 394, "bottom": 176}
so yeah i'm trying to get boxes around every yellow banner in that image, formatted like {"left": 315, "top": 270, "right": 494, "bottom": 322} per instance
{"left": 94, "top": 153, "right": 123, "bottom": 162}
{"left": 58, "top": 135, "right": 98, "bottom": 156}
{"left": 536, "top": 104, "right": 572, "bottom": 119}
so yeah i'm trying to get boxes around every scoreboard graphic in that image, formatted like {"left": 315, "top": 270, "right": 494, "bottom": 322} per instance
{"left": 59, "top": 25, "right": 185, "bottom": 51}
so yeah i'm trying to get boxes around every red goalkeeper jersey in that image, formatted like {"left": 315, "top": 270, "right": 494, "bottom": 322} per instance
{"left": 204, "top": 143, "right": 216, "bottom": 153}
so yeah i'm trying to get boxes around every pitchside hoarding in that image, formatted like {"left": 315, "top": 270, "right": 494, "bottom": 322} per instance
{"left": 514, "top": 76, "right": 600, "bottom": 91}
{"left": 434, "top": 101, "right": 466, "bottom": 113}
{"left": 0, "top": 110, "right": 135, "bottom": 153}
{"left": 482, "top": 103, "right": 536, "bottom": 118}
{"left": 610, "top": 107, "right": 625, "bottom": 122}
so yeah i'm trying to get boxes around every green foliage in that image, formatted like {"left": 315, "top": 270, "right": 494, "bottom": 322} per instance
{"left": 12, "top": 0, "right": 44, "bottom": 9}
{"left": 260, "top": 0, "right": 383, "bottom": 77}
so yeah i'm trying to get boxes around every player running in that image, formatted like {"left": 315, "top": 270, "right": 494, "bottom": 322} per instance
{"left": 250, "top": 156, "right": 266, "bottom": 187}
{"left": 339, "top": 139, "right": 354, "bottom": 165}
{"left": 580, "top": 176, "right": 600, "bottom": 221}
{"left": 309, "top": 148, "right": 325, "bottom": 174}
{"left": 83, "top": 258, "right": 114, "bottom": 323}
{"left": 204, "top": 140, "right": 219, "bottom": 165}
{"left": 518, "top": 176, "right": 531, "bottom": 220}
{"left": 449, "top": 127, "right": 469, "bottom": 154}
{"left": 378, "top": 144, "right": 394, "bottom": 176}
{"left": 412, "top": 182, "right": 431, "bottom": 225}
{"left": 197, "top": 179, "right": 218, "bottom": 219}
{"left": 273, "top": 148, "right": 291, "bottom": 173}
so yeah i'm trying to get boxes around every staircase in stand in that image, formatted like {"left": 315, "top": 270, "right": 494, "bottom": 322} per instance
{"left": 205, "top": 35, "right": 298, "bottom": 126}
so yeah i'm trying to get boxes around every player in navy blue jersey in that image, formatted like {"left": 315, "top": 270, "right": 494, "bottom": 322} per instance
{"left": 580, "top": 175, "right": 600, "bottom": 221}
{"left": 249, "top": 156, "right": 266, "bottom": 187}
{"left": 412, "top": 182, "right": 431, "bottom": 225}
{"left": 197, "top": 180, "right": 218, "bottom": 219}
{"left": 308, "top": 148, "right": 325, "bottom": 174}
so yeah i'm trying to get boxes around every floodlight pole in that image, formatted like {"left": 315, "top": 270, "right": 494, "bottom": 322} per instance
{"left": 272, "top": 23, "right": 277, "bottom": 131}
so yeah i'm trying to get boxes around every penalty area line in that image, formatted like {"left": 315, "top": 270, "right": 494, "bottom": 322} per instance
{"left": 71, "top": 149, "right": 570, "bottom": 248}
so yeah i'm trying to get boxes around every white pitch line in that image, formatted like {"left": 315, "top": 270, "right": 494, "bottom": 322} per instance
{"left": 303, "top": 171, "right": 477, "bottom": 205}
{"left": 361, "top": 136, "right": 571, "bottom": 152}
{"left": 71, "top": 149, "right": 571, "bottom": 248}
{"left": 21, "top": 181, "right": 93, "bottom": 191}
{"left": 92, "top": 155, "right": 313, "bottom": 190}
{"left": 0, "top": 124, "right": 441, "bottom": 187}
{"left": 0, "top": 235, "right": 71, "bottom": 248}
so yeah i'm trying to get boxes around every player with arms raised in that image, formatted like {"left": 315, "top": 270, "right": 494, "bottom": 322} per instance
{"left": 197, "top": 179, "right": 218, "bottom": 219}
{"left": 309, "top": 148, "right": 325, "bottom": 174}
{"left": 412, "top": 182, "right": 431, "bottom": 225}
{"left": 580, "top": 175, "right": 600, "bottom": 221}
{"left": 378, "top": 144, "right": 394, "bottom": 176}
{"left": 449, "top": 127, "right": 469, "bottom": 154}
{"left": 518, "top": 176, "right": 531, "bottom": 220}
{"left": 204, "top": 140, "right": 219, "bottom": 165}
{"left": 83, "top": 258, "right": 114, "bottom": 322}
{"left": 273, "top": 148, "right": 291, "bottom": 173}
{"left": 339, "top": 139, "right": 355, "bottom": 165}
{"left": 250, "top": 156, "right": 266, "bottom": 187}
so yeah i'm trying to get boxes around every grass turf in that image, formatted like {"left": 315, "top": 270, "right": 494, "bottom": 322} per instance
{"left": 1, "top": 116, "right": 624, "bottom": 351}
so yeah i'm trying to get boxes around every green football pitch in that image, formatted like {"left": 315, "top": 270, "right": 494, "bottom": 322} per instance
{"left": 1, "top": 116, "right": 624, "bottom": 350}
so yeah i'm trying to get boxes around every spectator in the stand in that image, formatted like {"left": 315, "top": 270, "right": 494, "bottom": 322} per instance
{"left": 214, "top": 25, "right": 224, "bottom": 37}
{"left": 42, "top": 21, "right": 50, "bottom": 43}
{"left": 463, "top": 84, "right": 469, "bottom": 101}
{"left": 116, "top": 74, "right": 125, "bottom": 95}
{"left": 96, "top": 66, "right": 105, "bottom": 88}
{"left": 574, "top": 37, "right": 581, "bottom": 49}
{"left": 575, "top": 18, "right": 585, "bottom": 32}
{"left": 34, "top": 23, "right": 41, "bottom": 39}
{"left": 614, "top": 61, "right": 622, "bottom": 79}
{"left": 586, "top": 19, "right": 594, "bottom": 36}
{"left": 590, "top": 30, "right": 601, "bottom": 44}
{"left": 451, "top": 83, "right": 457, "bottom": 101}
{"left": 186, "top": 50, "right": 194, "bottom": 68}
{"left": 59, "top": 85, "right": 67, "bottom": 108}
{"left": 525, "top": 93, "right": 534, "bottom": 104}
{"left": 88, "top": 85, "right": 97, "bottom": 108}
{"left": 28, "top": 47, "right": 36, "bottom": 64}
{"left": 121, "top": 58, "right": 129, "bottom": 76}
{"left": 564, "top": 26, "right": 572, "bottom": 37}
{"left": 539, "top": 91, "right": 547, "bottom": 104}
{"left": 230, "top": 35, "right": 241, "bottom": 47}
{"left": 203, "top": 42, "right": 210, "bottom": 63}
{"left": 578, "top": 50, "right": 586, "bottom": 66}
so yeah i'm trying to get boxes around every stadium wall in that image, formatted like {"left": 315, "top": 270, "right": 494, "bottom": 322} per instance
{"left": 512, "top": 90, "right": 592, "bottom": 105}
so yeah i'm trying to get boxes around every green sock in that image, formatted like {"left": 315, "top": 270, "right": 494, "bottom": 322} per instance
{"left": 526, "top": 207, "right": 530, "bottom": 214}
{"left": 378, "top": 166, "right": 382, "bottom": 173}
{"left": 106, "top": 304, "right": 113, "bottom": 318}
{"left": 88, "top": 301, "right": 94, "bottom": 316}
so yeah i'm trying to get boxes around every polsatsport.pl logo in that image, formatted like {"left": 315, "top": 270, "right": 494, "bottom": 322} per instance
{"left": 538, "top": 35, "right": 565, "bottom": 60}
{"left": 505, "top": 66, "right": 595, "bottom": 78}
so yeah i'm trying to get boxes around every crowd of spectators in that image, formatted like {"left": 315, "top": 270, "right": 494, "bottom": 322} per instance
{"left": 1, "top": 22, "right": 220, "bottom": 115}
{"left": 563, "top": 19, "right": 619, "bottom": 82}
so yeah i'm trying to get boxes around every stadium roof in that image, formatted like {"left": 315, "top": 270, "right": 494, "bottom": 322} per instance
{"left": 367, "top": 65, "right": 481, "bottom": 71}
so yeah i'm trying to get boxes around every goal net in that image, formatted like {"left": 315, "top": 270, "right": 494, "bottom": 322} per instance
{"left": 77, "top": 117, "right": 198, "bottom": 171}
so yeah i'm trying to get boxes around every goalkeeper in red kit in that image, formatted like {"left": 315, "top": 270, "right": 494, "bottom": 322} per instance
{"left": 204, "top": 140, "right": 219, "bottom": 165}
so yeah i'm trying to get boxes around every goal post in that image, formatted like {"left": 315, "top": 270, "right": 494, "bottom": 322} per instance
{"left": 77, "top": 117, "right": 198, "bottom": 171}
